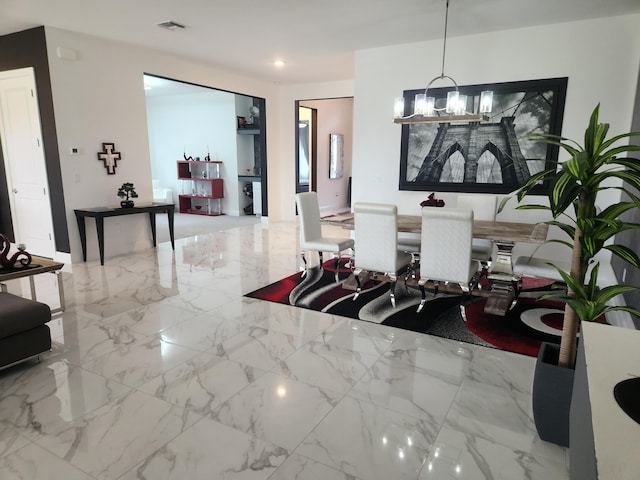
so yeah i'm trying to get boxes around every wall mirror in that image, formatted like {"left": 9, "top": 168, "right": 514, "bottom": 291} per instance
{"left": 329, "top": 133, "right": 344, "bottom": 179}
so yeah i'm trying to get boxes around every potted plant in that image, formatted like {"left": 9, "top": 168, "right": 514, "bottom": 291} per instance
{"left": 501, "top": 104, "right": 640, "bottom": 446}
{"left": 117, "top": 182, "right": 138, "bottom": 208}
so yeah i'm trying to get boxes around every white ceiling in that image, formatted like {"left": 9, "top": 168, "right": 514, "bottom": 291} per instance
{"left": 1, "top": 0, "right": 639, "bottom": 85}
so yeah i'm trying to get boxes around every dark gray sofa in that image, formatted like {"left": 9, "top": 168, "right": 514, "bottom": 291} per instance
{"left": 0, "top": 292, "right": 51, "bottom": 370}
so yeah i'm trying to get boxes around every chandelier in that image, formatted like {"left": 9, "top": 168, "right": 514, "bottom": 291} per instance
{"left": 393, "top": 0, "right": 493, "bottom": 124}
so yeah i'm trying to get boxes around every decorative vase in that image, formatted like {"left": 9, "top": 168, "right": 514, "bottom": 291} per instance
{"left": 120, "top": 200, "right": 134, "bottom": 208}
{"left": 532, "top": 341, "right": 575, "bottom": 447}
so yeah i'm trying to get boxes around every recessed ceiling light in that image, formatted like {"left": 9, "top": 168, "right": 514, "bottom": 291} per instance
{"left": 273, "top": 60, "right": 285, "bottom": 68}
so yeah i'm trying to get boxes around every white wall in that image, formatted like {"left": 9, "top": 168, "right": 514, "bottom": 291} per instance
{"left": 145, "top": 89, "right": 238, "bottom": 214}
{"left": 42, "top": 14, "right": 640, "bottom": 264}
{"left": 45, "top": 27, "right": 278, "bottom": 262}
{"left": 352, "top": 14, "right": 640, "bottom": 263}
{"left": 300, "top": 98, "right": 354, "bottom": 214}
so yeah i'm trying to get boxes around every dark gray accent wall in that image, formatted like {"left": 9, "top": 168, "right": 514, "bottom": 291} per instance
{"left": 0, "top": 27, "right": 70, "bottom": 253}
{"left": 611, "top": 63, "right": 640, "bottom": 328}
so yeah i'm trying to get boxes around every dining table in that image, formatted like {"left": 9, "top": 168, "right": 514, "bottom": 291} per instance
{"left": 323, "top": 213, "right": 550, "bottom": 315}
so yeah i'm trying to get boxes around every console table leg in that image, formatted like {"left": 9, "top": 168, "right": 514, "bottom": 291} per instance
{"left": 96, "top": 218, "right": 105, "bottom": 266}
{"left": 148, "top": 212, "right": 157, "bottom": 247}
{"left": 76, "top": 214, "right": 87, "bottom": 262}
{"left": 167, "top": 208, "right": 175, "bottom": 250}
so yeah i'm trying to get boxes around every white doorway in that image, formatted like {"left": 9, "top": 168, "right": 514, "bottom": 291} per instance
{"left": 0, "top": 67, "right": 55, "bottom": 258}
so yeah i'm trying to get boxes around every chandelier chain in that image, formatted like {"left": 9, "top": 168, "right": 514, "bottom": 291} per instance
{"left": 441, "top": 0, "right": 450, "bottom": 78}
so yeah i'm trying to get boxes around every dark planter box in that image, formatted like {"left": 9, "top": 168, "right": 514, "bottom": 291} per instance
{"left": 532, "top": 341, "right": 575, "bottom": 447}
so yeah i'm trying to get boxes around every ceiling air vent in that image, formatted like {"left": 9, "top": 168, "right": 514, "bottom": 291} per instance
{"left": 156, "top": 21, "right": 188, "bottom": 31}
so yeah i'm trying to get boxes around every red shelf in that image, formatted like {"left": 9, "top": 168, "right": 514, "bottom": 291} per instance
{"left": 177, "top": 160, "right": 223, "bottom": 216}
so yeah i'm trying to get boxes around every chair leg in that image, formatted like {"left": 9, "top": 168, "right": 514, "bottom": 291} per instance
{"left": 300, "top": 251, "right": 308, "bottom": 278}
{"left": 417, "top": 279, "right": 427, "bottom": 313}
{"left": 389, "top": 273, "right": 397, "bottom": 308}
{"left": 417, "top": 279, "right": 439, "bottom": 313}
{"left": 334, "top": 255, "right": 341, "bottom": 283}
{"left": 353, "top": 268, "right": 363, "bottom": 300}
{"left": 318, "top": 251, "right": 324, "bottom": 268}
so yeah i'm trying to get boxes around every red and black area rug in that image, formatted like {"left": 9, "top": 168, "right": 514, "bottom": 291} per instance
{"left": 245, "top": 261, "right": 568, "bottom": 358}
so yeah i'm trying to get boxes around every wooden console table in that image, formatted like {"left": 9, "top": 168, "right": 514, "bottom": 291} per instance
{"left": 74, "top": 202, "right": 175, "bottom": 265}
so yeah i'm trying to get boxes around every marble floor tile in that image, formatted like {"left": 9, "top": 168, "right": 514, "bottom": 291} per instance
{"left": 0, "top": 425, "right": 30, "bottom": 460}
{"left": 158, "top": 312, "right": 250, "bottom": 352}
{"left": 138, "top": 352, "right": 267, "bottom": 416}
{"left": 0, "top": 443, "right": 94, "bottom": 480}
{"left": 33, "top": 390, "right": 201, "bottom": 480}
{"left": 164, "top": 286, "right": 238, "bottom": 313}
{"left": 212, "top": 372, "right": 342, "bottom": 450}
{"left": 215, "top": 298, "right": 288, "bottom": 327}
{"left": 274, "top": 339, "right": 380, "bottom": 395}
{"left": 98, "top": 302, "right": 199, "bottom": 336}
{"left": 0, "top": 365, "right": 131, "bottom": 442}
{"left": 80, "top": 336, "right": 199, "bottom": 388}
{"left": 118, "top": 417, "right": 287, "bottom": 480}
{"left": 260, "top": 306, "right": 341, "bottom": 340}
{"left": 269, "top": 452, "right": 363, "bottom": 480}
{"left": 349, "top": 354, "right": 460, "bottom": 429}
{"left": 296, "top": 395, "right": 434, "bottom": 480}
{"left": 418, "top": 425, "right": 567, "bottom": 480}
{"left": 314, "top": 318, "right": 398, "bottom": 356}
{"left": 48, "top": 320, "right": 146, "bottom": 366}
{"left": 215, "top": 325, "right": 307, "bottom": 370}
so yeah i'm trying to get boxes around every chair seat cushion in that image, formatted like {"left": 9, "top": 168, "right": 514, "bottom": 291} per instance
{"left": 0, "top": 292, "right": 51, "bottom": 338}
{"left": 303, "top": 237, "right": 354, "bottom": 252}
{"left": 397, "top": 236, "right": 420, "bottom": 253}
{"left": 513, "top": 257, "right": 569, "bottom": 282}
{"left": 471, "top": 239, "right": 492, "bottom": 261}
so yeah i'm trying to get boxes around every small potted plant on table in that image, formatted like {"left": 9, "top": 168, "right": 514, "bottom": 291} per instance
{"left": 117, "top": 182, "right": 138, "bottom": 208}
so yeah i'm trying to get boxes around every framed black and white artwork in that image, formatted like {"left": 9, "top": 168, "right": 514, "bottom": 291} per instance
{"left": 398, "top": 77, "right": 568, "bottom": 194}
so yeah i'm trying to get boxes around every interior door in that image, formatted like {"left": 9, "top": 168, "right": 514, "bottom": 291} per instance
{"left": 0, "top": 67, "right": 55, "bottom": 258}
{"left": 296, "top": 105, "right": 317, "bottom": 194}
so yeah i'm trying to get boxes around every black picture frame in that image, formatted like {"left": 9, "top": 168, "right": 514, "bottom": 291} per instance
{"left": 398, "top": 77, "right": 568, "bottom": 195}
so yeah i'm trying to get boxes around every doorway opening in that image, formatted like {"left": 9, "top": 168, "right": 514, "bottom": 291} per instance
{"left": 143, "top": 74, "right": 268, "bottom": 229}
{"left": 295, "top": 97, "right": 354, "bottom": 217}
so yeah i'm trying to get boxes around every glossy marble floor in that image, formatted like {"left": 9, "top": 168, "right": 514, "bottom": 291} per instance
{"left": 0, "top": 220, "right": 568, "bottom": 479}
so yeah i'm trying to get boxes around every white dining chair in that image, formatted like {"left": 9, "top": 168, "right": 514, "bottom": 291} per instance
{"left": 295, "top": 192, "right": 354, "bottom": 282}
{"left": 456, "top": 194, "right": 497, "bottom": 265}
{"left": 418, "top": 207, "right": 480, "bottom": 312}
{"left": 353, "top": 202, "right": 412, "bottom": 307}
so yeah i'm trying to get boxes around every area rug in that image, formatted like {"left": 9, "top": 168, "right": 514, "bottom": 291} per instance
{"left": 245, "top": 261, "right": 572, "bottom": 357}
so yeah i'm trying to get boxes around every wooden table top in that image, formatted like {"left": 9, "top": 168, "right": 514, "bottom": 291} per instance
{"left": 0, "top": 256, "right": 64, "bottom": 281}
{"left": 323, "top": 214, "right": 548, "bottom": 244}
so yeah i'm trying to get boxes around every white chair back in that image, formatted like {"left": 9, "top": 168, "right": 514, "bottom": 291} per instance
{"left": 457, "top": 194, "right": 497, "bottom": 261}
{"left": 420, "top": 207, "right": 475, "bottom": 283}
{"left": 354, "top": 202, "right": 402, "bottom": 273}
{"left": 457, "top": 194, "right": 497, "bottom": 221}
{"left": 295, "top": 192, "right": 322, "bottom": 246}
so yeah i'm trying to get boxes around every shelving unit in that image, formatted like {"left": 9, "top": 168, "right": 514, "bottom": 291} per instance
{"left": 177, "top": 160, "right": 224, "bottom": 216}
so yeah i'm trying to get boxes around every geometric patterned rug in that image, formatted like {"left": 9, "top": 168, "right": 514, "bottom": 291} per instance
{"left": 245, "top": 261, "right": 568, "bottom": 357}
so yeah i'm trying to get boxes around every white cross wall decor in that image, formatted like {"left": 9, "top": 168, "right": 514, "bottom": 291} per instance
{"left": 98, "top": 143, "right": 122, "bottom": 175}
